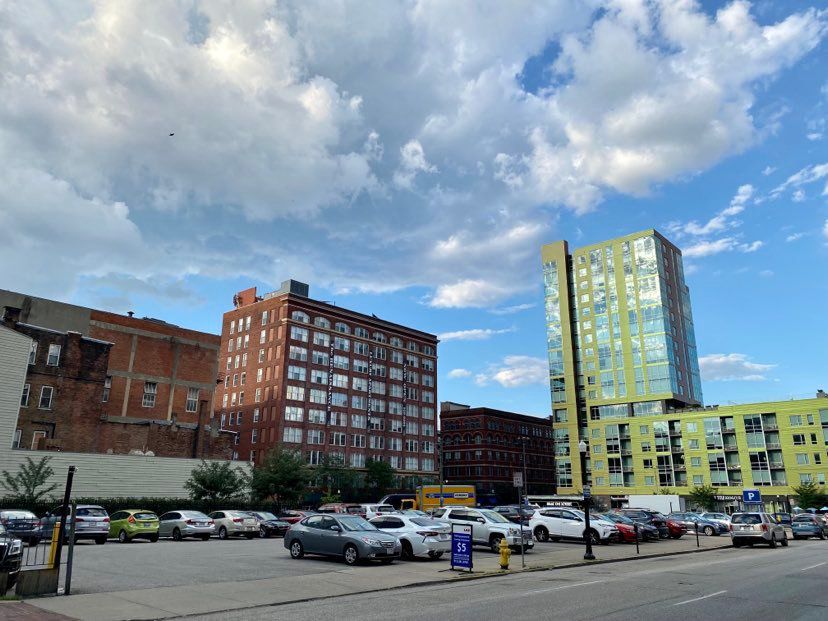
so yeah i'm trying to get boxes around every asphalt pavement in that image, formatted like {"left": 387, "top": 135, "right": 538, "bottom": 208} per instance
{"left": 191, "top": 540, "right": 828, "bottom": 621}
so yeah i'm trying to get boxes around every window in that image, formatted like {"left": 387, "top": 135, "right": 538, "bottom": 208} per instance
{"left": 142, "top": 382, "right": 157, "bottom": 408}
{"left": 370, "top": 435, "right": 385, "bottom": 449}
{"left": 334, "top": 336, "right": 350, "bottom": 352}
{"left": 260, "top": 330, "right": 266, "bottom": 344}
{"left": 352, "top": 377, "right": 368, "bottom": 392}
{"left": 257, "top": 368, "right": 263, "bottom": 383}
{"left": 291, "top": 311, "right": 309, "bottom": 323}
{"left": 693, "top": 475, "right": 704, "bottom": 485}
{"left": 643, "top": 458, "right": 653, "bottom": 468}
{"left": 253, "top": 408, "right": 260, "bottom": 423}
{"left": 283, "top": 427, "right": 302, "bottom": 443}
{"left": 261, "top": 310, "right": 268, "bottom": 325}
{"left": 251, "top": 429, "right": 258, "bottom": 444}
{"left": 314, "top": 317, "right": 330, "bottom": 329}
{"left": 186, "top": 388, "right": 199, "bottom": 412}
{"left": 789, "top": 415, "right": 803, "bottom": 427}
{"left": 309, "top": 389, "right": 326, "bottom": 404}
{"left": 351, "top": 414, "right": 367, "bottom": 428}
{"left": 313, "top": 332, "right": 330, "bottom": 347}
{"left": 686, "top": 422, "right": 697, "bottom": 432}
{"left": 258, "top": 349, "right": 265, "bottom": 363}
{"left": 308, "top": 429, "right": 325, "bottom": 445}
{"left": 351, "top": 434, "right": 366, "bottom": 448}
{"left": 286, "top": 386, "right": 305, "bottom": 401}
{"left": 289, "top": 346, "right": 308, "bottom": 361}
{"left": 310, "top": 369, "right": 328, "bottom": 384}
{"left": 350, "top": 453, "right": 366, "bottom": 468}
{"left": 288, "top": 366, "right": 306, "bottom": 381}
{"left": 333, "top": 355, "right": 349, "bottom": 370}
{"left": 243, "top": 334, "right": 249, "bottom": 348}
{"left": 353, "top": 359, "right": 369, "bottom": 374}
{"left": 330, "top": 432, "right": 346, "bottom": 446}
{"left": 39, "top": 386, "right": 54, "bottom": 409}
{"left": 291, "top": 326, "right": 309, "bottom": 342}
{"left": 334, "top": 322, "right": 350, "bottom": 334}
{"left": 47, "top": 344, "right": 61, "bottom": 366}
{"left": 27, "top": 342, "right": 37, "bottom": 365}
{"left": 795, "top": 453, "right": 809, "bottom": 465}
{"left": 793, "top": 434, "right": 806, "bottom": 446}
{"left": 21, "top": 384, "right": 30, "bottom": 407}
{"left": 688, "top": 439, "right": 700, "bottom": 449}
{"left": 312, "top": 350, "right": 329, "bottom": 365}
{"left": 308, "top": 409, "right": 326, "bottom": 424}
{"left": 245, "top": 316, "right": 251, "bottom": 330}
{"left": 254, "top": 388, "right": 262, "bottom": 402}
{"left": 690, "top": 457, "right": 701, "bottom": 467}
{"left": 639, "top": 425, "right": 649, "bottom": 435}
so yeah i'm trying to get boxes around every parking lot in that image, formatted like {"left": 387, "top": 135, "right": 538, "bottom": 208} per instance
{"left": 51, "top": 530, "right": 730, "bottom": 595}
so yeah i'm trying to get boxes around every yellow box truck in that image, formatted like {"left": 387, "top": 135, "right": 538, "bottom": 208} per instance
{"left": 401, "top": 485, "right": 476, "bottom": 511}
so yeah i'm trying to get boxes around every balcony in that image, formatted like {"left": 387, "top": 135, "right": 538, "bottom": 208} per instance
{"left": 763, "top": 423, "right": 778, "bottom": 431}
{"left": 722, "top": 427, "right": 736, "bottom": 434}
{"left": 669, "top": 429, "right": 682, "bottom": 437}
{"left": 769, "top": 462, "right": 785, "bottom": 469}
{"left": 671, "top": 446, "right": 684, "bottom": 454}
{"left": 620, "top": 449, "right": 633, "bottom": 456}
{"left": 765, "top": 442, "right": 781, "bottom": 450}
{"left": 673, "top": 465, "right": 686, "bottom": 472}
{"left": 727, "top": 464, "right": 742, "bottom": 470}
{"left": 724, "top": 444, "right": 739, "bottom": 452}
{"left": 619, "top": 432, "right": 631, "bottom": 439}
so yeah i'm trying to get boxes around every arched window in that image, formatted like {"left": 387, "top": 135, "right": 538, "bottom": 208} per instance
{"left": 314, "top": 317, "right": 330, "bottom": 329}
{"left": 291, "top": 311, "right": 309, "bottom": 323}
{"left": 354, "top": 327, "right": 369, "bottom": 338}
{"left": 390, "top": 337, "right": 403, "bottom": 348}
{"left": 335, "top": 322, "right": 350, "bottom": 334}
{"left": 474, "top": 434, "right": 482, "bottom": 444}
{"left": 372, "top": 332, "right": 387, "bottom": 343}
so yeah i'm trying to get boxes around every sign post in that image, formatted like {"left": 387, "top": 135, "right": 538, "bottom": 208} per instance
{"left": 513, "top": 472, "right": 525, "bottom": 567}
{"left": 450, "top": 523, "right": 472, "bottom": 573}
{"left": 742, "top": 489, "right": 762, "bottom": 511}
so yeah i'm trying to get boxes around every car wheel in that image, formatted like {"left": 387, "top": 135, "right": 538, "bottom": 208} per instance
{"left": 245, "top": 533, "right": 255, "bottom": 540}
{"left": 260, "top": 527, "right": 269, "bottom": 539}
{"left": 289, "top": 540, "right": 304, "bottom": 559}
{"left": 149, "top": 534, "right": 158, "bottom": 543}
{"left": 343, "top": 543, "right": 359, "bottom": 565}
{"left": 703, "top": 526, "right": 715, "bottom": 537}
{"left": 379, "top": 558, "right": 394, "bottom": 564}
{"left": 172, "top": 528, "right": 183, "bottom": 542}
{"left": 95, "top": 536, "right": 106, "bottom": 545}
{"left": 732, "top": 539, "right": 741, "bottom": 548}
{"left": 490, "top": 534, "right": 504, "bottom": 554}
{"left": 819, "top": 532, "right": 825, "bottom": 540}
{"left": 587, "top": 529, "right": 601, "bottom": 545}
{"left": 28, "top": 539, "right": 38, "bottom": 547}
{"left": 769, "top": 534, "right": 777, "bottom": 549}
{"left": 201, "top": 534, "right": 211, "bottom": 541}
{"left": 400, "top": 540, "right": 414, "bottom": 560}
{"left": 670, "top": 534, "right": 682, "bottom": 539}
{"left": 428, "top": 551, "right": 444, "bottom": 560}
{"left": 781, "top": 535, "right": 789, "bottom": 547}
{"left": 218, "top": 526, "right": 228, "bottom": 540}
{"left": 534, "top": 526, "right": 549, "bottom": 542}
{"left": 118, "top": 530, "right": 130, "bottom": 544}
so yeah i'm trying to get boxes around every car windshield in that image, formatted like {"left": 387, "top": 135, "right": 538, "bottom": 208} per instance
{"left": 480, "top": 510, "right": 511, "bottom": 523}
{"left": 133, "top": 512, "right": 156, "bottom": 520}
{"left": 345, "top": 506, "right": 364, "bottom": 514}
{"left": 732, "top": 514, "right": 762, "bottom": 525}
{"left": 411, "top": 518, "right": 445, "bottom": 528}
{"left": 77, "top": 507, "right": 107, "bottom": 517}
{"left": 605, "top": 513, "right": 631, "bottom": 524}
{"left": 793, "top": 516, "right": 814, "bottom": 523}
{"left": 256, "top": 512, "right": 277, "bottom": 521}
{"left": 182, "top": 511, "right": 209, "bottom": 519}
{"left": 338, "top": 516, "right": 377, "bottom": 532}
{"left": 377, "top": 506, "right": 394, "bottom": 512}
{"left": 1, "top": 511, "right": 36, "bottom": 519}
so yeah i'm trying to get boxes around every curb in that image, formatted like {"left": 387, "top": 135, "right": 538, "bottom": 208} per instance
{"left": 166, "top": 543, "right": 733, "bottom": 621}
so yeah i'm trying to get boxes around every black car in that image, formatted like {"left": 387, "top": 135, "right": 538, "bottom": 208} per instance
{"left": 0, "top": 524, "right": 23, "bottom": 594}
{"left": 0, "top": 510, "right": 42, "bottom": 546}
{"left": 492, "top": 506, "right": 534, "bottom": 524}
{"left": 617, "top": 508, "right": 669, "bottom": 538}
{"left": 247, "top": 512, "right": 290, "bottom": 538}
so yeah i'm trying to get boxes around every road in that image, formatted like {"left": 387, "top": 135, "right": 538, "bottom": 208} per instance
{"left": 191, "top": 540, "right": 828, "bottom": 621}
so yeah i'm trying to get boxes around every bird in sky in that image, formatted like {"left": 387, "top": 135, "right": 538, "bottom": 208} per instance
{"left": 169, "top": 132, "right": 174, "bottom": 136}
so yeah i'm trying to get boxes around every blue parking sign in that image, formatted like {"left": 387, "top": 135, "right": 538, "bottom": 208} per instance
{"left": 451, "top": 524, "right": 473, "bottom": 571}
{"left": 742, "top": 489, "right": 762, "bottom": 503}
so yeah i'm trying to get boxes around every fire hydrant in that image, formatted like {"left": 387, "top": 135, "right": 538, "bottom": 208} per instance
{"left": 499, "top": 537, "right": 511, "bottom": 570}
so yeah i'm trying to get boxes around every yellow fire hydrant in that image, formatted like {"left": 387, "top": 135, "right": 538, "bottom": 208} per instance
{"left": 499, "top": 537, "right": 511, "bottom": 570}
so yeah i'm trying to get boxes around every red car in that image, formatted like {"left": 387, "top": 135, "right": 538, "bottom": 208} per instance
{"left": 596, "top": 513, "right": 641, "bottom": 543}
{"left": 666, "top": 518, "right": 687, "bottom": 539}
{"left": 278, "top": 510, "right": 317, "bottom": 525}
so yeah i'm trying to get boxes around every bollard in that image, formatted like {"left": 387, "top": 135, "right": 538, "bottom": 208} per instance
{"left": 499, "top": 537, "right": 512, "bottom": 570}
{"left": 47, "top": 523, "right": 61, "bottom": 568}
{"left": 634, "top": 522, "right": 640, "bottom": 555}
{"left": 694, "top": 522, "right": 700, "bottom": 548}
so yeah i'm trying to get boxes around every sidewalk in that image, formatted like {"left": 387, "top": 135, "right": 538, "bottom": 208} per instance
{"left": 27, "top": 537, "right": 730, "bottom": 621}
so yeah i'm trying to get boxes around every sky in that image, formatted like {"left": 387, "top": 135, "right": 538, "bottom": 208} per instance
{"left": 1, "top": 1, "right": 826, "bottom": 417}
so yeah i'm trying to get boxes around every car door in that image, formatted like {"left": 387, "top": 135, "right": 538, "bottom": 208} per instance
{"left": 558, "top": 510, "right": 583, "bottom": 539}
{"left": 319, "top": 516, "right": 343, "bottom": 555}
{"left": 158, "top": 513, "right": 173, "bottom": 537}
{"left": 538, "top": 509, "right": 563, "bottom": 538}
{"left": 301, "top": 516, "right": 326, "bottom": 553}
{"left": 210, "top": 512, "right": 225, "bottom": 532}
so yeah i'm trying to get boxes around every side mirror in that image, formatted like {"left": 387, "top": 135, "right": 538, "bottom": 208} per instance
{"left": 476, "top": 517, "right": 485, "bottom": 524}
{"left": 330, "top": 525, "right": 342, "bottom": 532}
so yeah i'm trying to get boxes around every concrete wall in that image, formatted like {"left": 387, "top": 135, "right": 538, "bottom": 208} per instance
{"left": 0, "top": 289, "right": 90, "bottom": 334}
{"left": 0, "top": 325, "right": 249, "bottom": 500}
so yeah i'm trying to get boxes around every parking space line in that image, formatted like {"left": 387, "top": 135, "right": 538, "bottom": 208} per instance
{"left": 524, "top": 580, "right": 604, "bottom": 596}
{"left": 800, "top": 562, "right": 826, "bottom": 572}
{"left": 672, "top": 590, "right": 727, "bottom": 606}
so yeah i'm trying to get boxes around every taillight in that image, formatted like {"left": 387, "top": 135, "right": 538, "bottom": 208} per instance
{"left": 761, "top": 523, "right": 768, "bottom": 532}
{"left": 208, "top": 520, "right": 214, "bottom": 525}
{"left": 127, "top": 515, "right": 136, "bottom": 524}
{"left": 233, "top": 518, "right": 243, "bottom": 523}
{"left": 416, "top": 531, "right": 439, "bottom": 537}
{"left": 186, "top": 519, "right": 195, "bottom": 525}
{"left": 75, "top": 518, "right": 85, "bottom": 523}
{"left": 103, "top": 517, "right": 110, "bottom": 523}
{"left": 35, "top": 521, "right": 41, "bottom": 528}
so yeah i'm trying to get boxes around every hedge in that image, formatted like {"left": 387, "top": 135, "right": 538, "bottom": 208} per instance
{"left": 0, "top": 497, "right": 315, "bottom": 517}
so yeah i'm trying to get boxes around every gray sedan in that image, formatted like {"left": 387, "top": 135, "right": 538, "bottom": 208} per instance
{"left": 158, "top": 510, "right": 215, "bottom": 541}
{"left": 285, "top": 514, "right": 401, "bottom": 565}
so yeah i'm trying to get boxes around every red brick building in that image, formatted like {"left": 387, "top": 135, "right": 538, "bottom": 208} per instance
{"left": 0, "top": 290, "right": 232, "bottom": 459}
{"left": 440, "top": 402, "right": 556, "bottom": 504}
{"left": 215, "top": 281, "right": 439, "bottom": 484}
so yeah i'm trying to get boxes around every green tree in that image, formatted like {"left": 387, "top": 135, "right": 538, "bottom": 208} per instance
{"left": 364, "top": 458, "right": 394, "bottom": 492}
{"left": 792, "top": 481, "right": 826, "bottom": 510}
{"left": 688, "top": 484, "right": 717, "bottom": 511}
{"left": 0, "top": 456, "right": 59, "bottom": 502}
{"left": 184, "top": 460, "right": 248, "bottom": 501}
{"left": 316, "top": 454, "right": 358, "bottom": 495}
{"left": 250, "top": 448, "right": 311, "bottom": 507}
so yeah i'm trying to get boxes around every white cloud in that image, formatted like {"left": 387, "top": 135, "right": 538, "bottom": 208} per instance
{"left": 771, "top": 162, "right": 828, "bottom": 197}
{"left": 739, "top": 240, "right": 763, "bottom": 253}
{"left": 785, "top": 232, "right": 805, "bottom": 242}
{"left": 438, "top": 327, "right": 515, "bottom": 341}
{"left": 792, "top": 189, "right": 806, "bottom": 202}
{"left": 0, "top": 1, "right": 824, "bottom": 306}
{"left": 669, "top": 184, "right": 753, "bottom": 238}
{"left": 699, "top": 353, "right": 776, "bottom": 382}
{"left": 489, "top": 303, "right": 536, "bottom": 315}
{"left": 683, "top": 238, "right": 737, "bottom": 258}
{"left": 474, "top": 355, "right": 548, "bottom": 388}
{"left": 762, "top": 165, "right": 777, "bottom": 176}
{"left": 447, "top": 368, "right": 472, "bottom": 379}
{"left": 759, "top": 270, "right": 774, "bottom": 278}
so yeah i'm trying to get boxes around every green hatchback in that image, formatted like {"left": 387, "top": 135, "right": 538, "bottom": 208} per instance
{"left": 109, "top": 510, "right": 159, "bottom": 543}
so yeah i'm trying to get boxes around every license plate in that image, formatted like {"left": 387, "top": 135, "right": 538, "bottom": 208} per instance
{"left": 143, "top": 523, "right": 152, "bottom": 528}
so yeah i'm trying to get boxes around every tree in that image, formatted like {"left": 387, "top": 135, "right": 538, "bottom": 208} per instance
{"left": 184, "top": 460, "right": 248, "bottom": 501}
{"left": 250, "top": 448, "right": 311, "bottom": 507}
{"left": 316, "top": 454, "right": 358, "bottom": 496}
{"left": 688, "top": 484, "right": 717, "bottom": 511}
{"left": 792, "top": 481, "right": 826, "bottom": 510}
{"left": 0, "top": 456, "right": 59, "bottom": 502}
{"left": 364, "top": 458, "right": 394, "bottom": 492}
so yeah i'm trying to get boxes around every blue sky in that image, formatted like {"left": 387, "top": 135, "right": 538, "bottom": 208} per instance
{"left": 1, "top": 1, "right": 826, "bottom": 417}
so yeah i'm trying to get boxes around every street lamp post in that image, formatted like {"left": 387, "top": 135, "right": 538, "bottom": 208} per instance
{"left": 438, "top": 436, "right": 445, "bottom": 507}
{"left": 578, "top": 440, "right": 595, "bottom": 561}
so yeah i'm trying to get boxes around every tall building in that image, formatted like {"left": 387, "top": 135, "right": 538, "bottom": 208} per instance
{"left": 541, "top": 229, "right": 702, "bottom": 492}
{"left": 214, "top": 280, "right": 439, "bottom": 485}
{"left": 0, "top": 290, "right": 231, "bottom": 459}
{"left": 440, "top": 402, "right": 555, "bottom": 504}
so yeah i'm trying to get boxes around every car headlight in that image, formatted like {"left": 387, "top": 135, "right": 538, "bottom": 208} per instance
{"left": 360, "top": 537, "right": 383, "bottom": 546}
{"left": 508, "top": 528, "right": 519, "bottom": 536}
{"left": 10, "top": 539, "right": 22, "bottom": 554}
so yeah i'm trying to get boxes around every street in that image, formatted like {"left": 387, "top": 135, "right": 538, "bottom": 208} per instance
{"left": 191, "top": 540, "right": 828, "bottom": 621}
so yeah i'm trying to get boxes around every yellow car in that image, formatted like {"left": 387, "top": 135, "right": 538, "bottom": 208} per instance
{"left": 109, "top": 510, "right": 159, "bottom": 543}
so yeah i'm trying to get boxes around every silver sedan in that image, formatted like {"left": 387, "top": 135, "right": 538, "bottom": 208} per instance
{"left": 285, "top": 514, "right": 401, "bottom": 565}
{"left": 158, "top": 510, "right": 215, "bottom": 541}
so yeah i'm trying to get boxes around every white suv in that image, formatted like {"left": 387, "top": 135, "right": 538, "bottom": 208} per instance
{"left": 530, "top": 508, "right": 618, "bottom": 545}
{"left": 431, "top": 507, "right": 533, "bottom": 553}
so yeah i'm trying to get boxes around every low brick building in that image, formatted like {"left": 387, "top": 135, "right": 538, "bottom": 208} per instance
{"left": 0, "top": 290, "right": 232, "bottom": 459}
{"left": 440, "top": 402, "right": 556, "bottom": 504}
